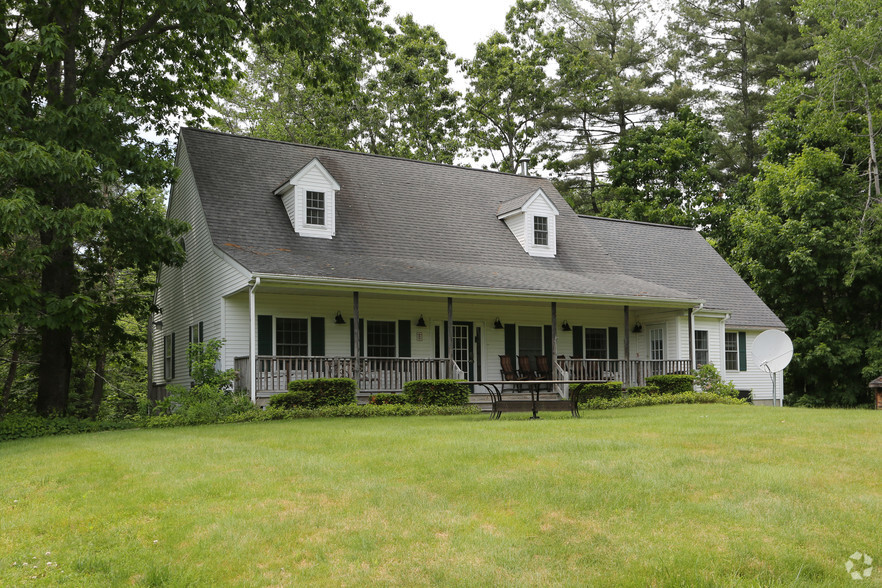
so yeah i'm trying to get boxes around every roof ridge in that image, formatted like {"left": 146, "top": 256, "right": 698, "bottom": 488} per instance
{"left": 578, "top": 214, "right": 695, "bottom": 230}
{"left": 181, "top": 127, "right": 549, "bottom": 180}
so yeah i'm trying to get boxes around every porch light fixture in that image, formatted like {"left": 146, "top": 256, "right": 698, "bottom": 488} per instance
{"left": 561, "top": 320, "right": 571, "bottom": 332}
{"left": 416, "top": 315, "right": 427, "bottom": 328}
{"left": 334, "top": 311, "right": 345, "bottom": 325}
{"left": 153, "top": 320, "right": 163, "bottom": 329}
{"left": 632, "top": 321, "right": 643, "bottom": 333}
{"left": 494, "top": 317, "right": 503, "bottom": 329}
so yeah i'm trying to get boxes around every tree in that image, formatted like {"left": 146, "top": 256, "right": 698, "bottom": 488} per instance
{"left": 0, "top": 0, "right": 382, "bottom": 415}
{"left": 460, "top": 0, "right": 558, "bottom": 172}
{"left": 596, "top": 108, "right": 720, "bottom": 227}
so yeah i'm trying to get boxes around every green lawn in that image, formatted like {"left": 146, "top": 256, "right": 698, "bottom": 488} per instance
{"left": 1, "top": 405, "right": 880, "bottom": 587}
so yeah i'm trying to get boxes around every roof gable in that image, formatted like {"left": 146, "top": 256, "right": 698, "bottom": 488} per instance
{"left": 274, "top": 157, "right": 341, "bottom": 196}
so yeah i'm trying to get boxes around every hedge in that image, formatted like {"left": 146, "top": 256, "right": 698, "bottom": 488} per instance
{"left": 625, "top": 385, "right": 660, "bottom": 395}
{"left": 402, "top": 380, "right": 469, "bottom": 406}
{"left": 645, "top": 374, "right": 695, "bottom": 395}
{"left": 579, "top": 391, "right": 747, "bottom": 411}
{"left": 269, "top": 378, "right": 358, "bottom": 409}
{"left": 0, "top": 415, "right": 135, "bottom": 442}
{"left": 369, "top": 393, "right": 408, "bottom": 405}
{"left": 570, "top": 381, "right": 623, "bottom": 401}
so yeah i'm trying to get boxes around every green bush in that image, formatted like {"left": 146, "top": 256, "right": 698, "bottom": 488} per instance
{"left": 0, "top": 415, "right": 135, "bottom": 442}
{"left": 369, "top": 393, "right": 408, "bottom": 405}
{"left": 285, "top": 378, "right": 357, "bottom": 407}
{"left": 579, "top": 391, "right": 747, "bottom": 411}
{"left": 571, "top": 381, "right": 623, "bottom": 401}
{"left": 625, "top": 385, "right": 660, "bottom": 395}
{"left": 402, "top": 380, "right": 469, "bottom": 406}
{"left": 269, "top": 390, "right": 315, "bottom": 409}
{"left": 163, "top": 339, "right": 250, "bottom": 421}
{"left": 692, "top": 364, "right": 739, "bottom": 398}
{"left": 645, "top": 374, "right": 695, "bottom": 395}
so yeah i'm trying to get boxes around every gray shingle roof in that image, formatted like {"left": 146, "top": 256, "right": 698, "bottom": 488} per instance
{"left": 580, "top": 216, "right": 784, "bottom": 328}
{"left": 178, "top": 128, "right": 782, "bottom": 327}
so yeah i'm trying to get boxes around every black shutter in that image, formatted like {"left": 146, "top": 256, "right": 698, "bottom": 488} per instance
{"left": 572, "top": 326, "right": 583, "bottom": 357}
{"left": 163, "top": 336, "right": 168, "bottom": 379}
{"left": 608, "top": 327, "right": 618, "bottom": 360}
{"left": 349, "top": 319, "right": 364, "bottom": 356}
{"left": 257, "top": 315, "right": 273, "bottom": 355}
{"left": 443, "top": 321, "right": 449, "bottom": 358}
{"left": 434, "top": 325, "right": 440, "bottom": 358}
{"left": 544, "top": 325, "right": 552, "bottom": 358}
{"left": 171, "top": 332, "right": 176, "bottom": 378}
{"left": 738, "top": 332, "right": 747, "bottom": 371}
{"left": 504, "top": 324, "right": 516, "bottom": 357}
{"left": 398, "top": 320, "right": 411, "bottom": 357}
{"left": 198, "top": 321, "right": 203, "bottom": 343}
{"left": 311, "top": 317, "right": 325, "bottom": 356}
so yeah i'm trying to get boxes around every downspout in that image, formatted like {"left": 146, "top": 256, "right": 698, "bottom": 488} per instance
{"left": 249, "top": 277, "right": 261, "bottom": 404}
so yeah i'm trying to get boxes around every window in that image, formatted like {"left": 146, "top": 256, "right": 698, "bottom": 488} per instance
{"left": 277, "top": 318, "right": 308, "bottom": 356}
{"left": 725, "top": 332, "right": 739, "bottom": 371}
{"left": 367, "top": 320, "right": 396, "bottom": 357}
{"left": 695, "top": 330, "right": 709, "bottom": 367}
{"left": 306, "top": 191, "right": 325, "bottom": 226}
{"left": 585, "top": 328, "right": 607, "bottom": 359}
{"left": 534, "top": 216, "right": 548, "bottom": 246}
{"left": 163, "top": 333, "right": 175, "bottom": 380}
{"left": 650, "top": 327, "right": 664, "bottom": 360}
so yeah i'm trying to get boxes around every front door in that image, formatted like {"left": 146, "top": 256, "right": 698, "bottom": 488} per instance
{"left": 452, "top": 322, "right": 475, "bottom": 380}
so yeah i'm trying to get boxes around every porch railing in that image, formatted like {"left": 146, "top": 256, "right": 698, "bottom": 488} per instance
{"left": 234, "top": 356, "right": 459, "bottom": 394}
{"left": 555, "top": 358, "right": 692, "bottom": 387}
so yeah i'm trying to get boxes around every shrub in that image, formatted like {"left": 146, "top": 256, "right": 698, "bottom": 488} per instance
{"left": 285, "top": 378, "right": 357, "bottom": 407}
{"left": 645, "top": 374, "right": 695, "bottom": 395}
{"left": 571, "top": 381, "right": 623, "bottom": 401}
{"left": 268, "top": 390, "right": 315, "bottom": 409}
{"left": 369, "top": 393, "right": 408, "bottom": 405}
{"left": 0, "top": 415, "right": 135, "bottom": 442}
{"left": 691, "top": 364, "right": 739, "bottom": 398}
{"left": 402, "top": 380, "right": 469, "bottom": 406}
{"left": 625, "top": 385, "right": 660, "bottom": 395}
{"left": 579, "top": 391, "right": 747, "bottom": 411}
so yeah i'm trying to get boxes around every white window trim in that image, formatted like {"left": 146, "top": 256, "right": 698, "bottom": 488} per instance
{"left": 649, "top": 325, "right": 665, "bottom": 361}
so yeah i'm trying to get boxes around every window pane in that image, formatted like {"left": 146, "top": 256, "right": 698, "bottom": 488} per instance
{"left": 695, "top": 330, "right": 709, "bottom": 366}
{"left": 650, "top": 328, "right": 664, "bottom": 360}
{"left": 725, "top": 332, "right": 738, "bottom": 371}
{"left": 306, "top": 191, "right": 325, "bottom": 225}
{"left": 277, "top": 318, "right": 308, "bottom": 356}
{"left": 367, "top": 321, "right": 396, "bottom": 357}
{"left": 534, "top": 216, "right": 548, "bottom": 246}
{"left": 585, "top": 328, "right": 607, "bottom": 359}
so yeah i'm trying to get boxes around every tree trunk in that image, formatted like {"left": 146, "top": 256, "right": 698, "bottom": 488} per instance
{"left": 1, "top": 325, "right": 24, "bottom": 419}
{"left": 90, "top": 353, "right": 106, "bottom": 420}
{"left": 36, "top": 232, "right": 76, "bottom": 416}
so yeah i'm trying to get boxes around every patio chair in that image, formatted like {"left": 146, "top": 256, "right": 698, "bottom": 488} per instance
{"left": 499, "top": 355, "right": 526, "bottom": 393}
{"left": 517, "top": 355, "right": 538, "bottom": 380}
{"left": 536, "top": 355, "right": 553, "bottom": 380}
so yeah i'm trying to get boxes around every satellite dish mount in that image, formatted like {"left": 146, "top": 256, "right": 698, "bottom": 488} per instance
{"left": 751, "top": 330, "right": 794, "bottom": 407}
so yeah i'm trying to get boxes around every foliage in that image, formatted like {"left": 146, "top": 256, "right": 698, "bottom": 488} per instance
{"left": 369, "top": 393, "right": 408, "bottom": 405}
{"left": 579, "top": 390, "right": 747, "bottom": 410}
{"left": 571, "top": 381, "right": 623, "bottom": 401}
{"left": 269, "top": 390, "right": 316, "bottom": 410}
{"left": 645, "top": 374, "right": 695, "bottom": 395}
{"left": 402, "top": 380, "right": 470, "bottom": 406}
{"left": 162, "top": 340, "right": 249, "bottom": 421}
{"left": 692, "top": 364, "right": 739, "bottom": 397}
{"left": 284, "top": 378, "right": 358, "bottom": 407}
{"left": 624, "top": 385, "right": 660, "bottom": 395}
{"left": 0, "top": 415, "right": 135, "bottom": 442}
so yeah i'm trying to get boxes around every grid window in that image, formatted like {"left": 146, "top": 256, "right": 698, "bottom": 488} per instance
{"left": 367, "top": 321, "right": 396, "bottom": 357}
{"left": 695, "top": 330, "right": 709, "bottom": 367}
{"left": 725, "top": 332, "right": 738, "bottom": 371}
{"left": 276, "top": 318, "right": 308, "bottom": 356}
{"left": 306, "top": 191, "right": 325, "bottom": 226}
{"left": 585, "top": 328, "right": 607, "bottom": 359}
{"left": 534, "top": 216, "right": 548, "bottom": 246}
{"left": 650, "top": 328, "right": 664, "bottom": 360}
{"left": 164, "top": 333, "right": 175, "bottom": 380}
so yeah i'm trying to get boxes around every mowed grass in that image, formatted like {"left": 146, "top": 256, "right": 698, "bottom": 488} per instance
{"left": 1, "top": 405, "right": 881, "bottom": 587}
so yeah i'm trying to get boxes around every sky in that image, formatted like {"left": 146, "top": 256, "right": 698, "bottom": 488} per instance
{"left": 381, "top": 0, "right": 517, "bottom": 62}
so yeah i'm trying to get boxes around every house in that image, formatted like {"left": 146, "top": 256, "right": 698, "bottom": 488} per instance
{"left": 148, "top": 128, "right": 787, "bottom": 406}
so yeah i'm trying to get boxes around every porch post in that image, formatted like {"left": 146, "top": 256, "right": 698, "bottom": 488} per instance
{"left": 353, "top": 291, "right": 360, "bottom": 385}
{"left": 623, "top": 305, "right": 630, "bottom": 386}
{"left": 447, "top": 297, "right": 454, "bottom": 369}
{"left": 688, "top": 307, "right": 694, "bottom": 371}
{"left": 550, "top": 301, "right": 558, "bottom": 376}
{"left": 249, "top": 277, "right": 260, "bottom": 404}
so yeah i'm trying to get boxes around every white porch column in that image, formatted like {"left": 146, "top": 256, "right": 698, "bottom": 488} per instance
{"left": 249, "top": 277, "right": 260, "bottom": 404}
{"left": 688, "top": 307, "right": 695, "bottom": 369}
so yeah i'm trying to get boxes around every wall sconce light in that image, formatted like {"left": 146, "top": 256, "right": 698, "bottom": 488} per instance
{"left": 632, "top": 321, "right": 643, "bottom": 333}
{"left": 416, "top": 315, "right": 427, "bottom": 328}
{"left": 561, "top": 320, "right": 571, "bottom": 332}
{"left": 334, "top": 311, "right": 345, "bottom": 325}
{"left": 153, "top": 320, "right": 163, "bottom": 329}
{"left": 494, "top": 317, "right": 504, "bottom": 329}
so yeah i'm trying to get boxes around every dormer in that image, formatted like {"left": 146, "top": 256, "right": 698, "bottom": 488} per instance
{"left": 273, "top": 158, "right": 340, "bottom": 239}
{"left": 497, "top": 188, "right": 560, "bottom": 257}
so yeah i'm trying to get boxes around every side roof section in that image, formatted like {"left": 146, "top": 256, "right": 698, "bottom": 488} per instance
{"left": 580, "top": 216, "right": 784, "bottom": 329}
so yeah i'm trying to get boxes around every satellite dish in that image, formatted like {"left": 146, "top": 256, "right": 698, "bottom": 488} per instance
{"left": 751, "top": 330, "right": 793, "bottom": 407}
{"left": 752, "top": 330, "right": 793, "bottom": 373}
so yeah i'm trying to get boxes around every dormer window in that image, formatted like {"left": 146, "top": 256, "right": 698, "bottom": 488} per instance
{"left": 534, "top": 216, "right": 548, "bottom": 246}
{"left": 306, "top": 191, "right": 325, "bottom": 225}
{"left": 497, "top": 188, "right": 559, "bottom": 257}
{"left": 274, "top": 158, "right": 340, "bottom": 239}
